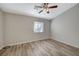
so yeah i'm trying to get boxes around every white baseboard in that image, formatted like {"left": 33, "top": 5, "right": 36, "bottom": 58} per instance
{"left": 51, "top": 37, "right": 79, "bottom": 49}
{"left": 4, "top": 38, "right": 48, "bottom": 47}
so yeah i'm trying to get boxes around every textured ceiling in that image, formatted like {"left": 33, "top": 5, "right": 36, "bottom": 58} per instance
{"left": 0, "top": 3, "right": 77, "bottom": 20}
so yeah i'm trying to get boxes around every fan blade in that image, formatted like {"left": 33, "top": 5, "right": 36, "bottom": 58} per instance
{"left": 34, "top": 6, "right": 42, "bottom": 10}
{"left": 35, "top": 6, "right": 42, "bottom": 8}
{"left": 49, "top": 5, "right": 58, "bottom": 8}
{"left": 39, "top": 10, "right": 43, "bottom": 13}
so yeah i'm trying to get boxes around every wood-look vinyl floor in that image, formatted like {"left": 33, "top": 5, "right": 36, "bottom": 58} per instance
{"left": 0, "top": 39, "right": 79, "bottom": 56}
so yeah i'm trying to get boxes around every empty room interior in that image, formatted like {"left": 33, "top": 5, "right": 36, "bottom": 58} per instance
{"left": 0, "top": 3, "right": 79, "bottom": 56}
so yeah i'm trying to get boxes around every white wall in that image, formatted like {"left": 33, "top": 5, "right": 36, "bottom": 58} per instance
{"left": 4, "top": 13, "right": 50, "bottom": 46}
{"left": 51, "top": 4, "right": 79, "bottom": 48}
{"left": 0, "top": 10, "right": 4, "bottom": 49}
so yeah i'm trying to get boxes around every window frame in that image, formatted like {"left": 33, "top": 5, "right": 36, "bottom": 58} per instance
{"left": 34, "top": 21, "right": 44, "bottom": 33}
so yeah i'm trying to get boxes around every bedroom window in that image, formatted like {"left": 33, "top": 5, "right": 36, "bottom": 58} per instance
{"left": 34, "top": 21, "right": 44, "bottom": 33}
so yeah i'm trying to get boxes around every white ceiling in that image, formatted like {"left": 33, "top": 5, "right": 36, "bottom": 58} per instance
{"left": 0, "top": 3, "right": 77, "bottom": 20}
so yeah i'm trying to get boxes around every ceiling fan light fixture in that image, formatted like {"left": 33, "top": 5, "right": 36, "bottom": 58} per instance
{"left": 34, "top": 3, "right": 58, "bottom": 14}
{"left": 47, "top": 11, "right": 49, "bottom": 14}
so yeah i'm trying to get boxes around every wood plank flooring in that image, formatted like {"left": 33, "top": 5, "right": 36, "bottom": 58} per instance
{"left": 0, "top": 39, "right": 79, "bottom": 56}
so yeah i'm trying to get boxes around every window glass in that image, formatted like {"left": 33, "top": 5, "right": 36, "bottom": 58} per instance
{"left": 34, "top": 22, "right": 44, "bottom": 32}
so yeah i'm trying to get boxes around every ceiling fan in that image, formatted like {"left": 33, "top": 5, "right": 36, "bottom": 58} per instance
{"left": 34, "top": 3, "right": 58, "bottom": 14}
